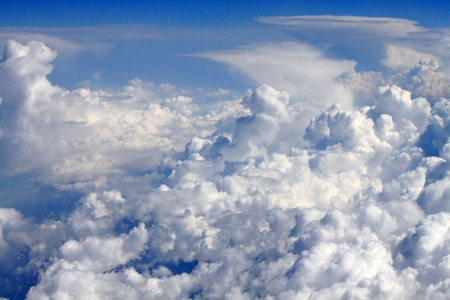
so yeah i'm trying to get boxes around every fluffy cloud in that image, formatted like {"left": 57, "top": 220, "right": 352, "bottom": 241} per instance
{"left": 0, "top": 208, "right": 31, "bottom": 257}
{"left": 390, "top": 59, "right": 450, "bottom": 102}
{"left": 0, "top": 40, "right": 243, "bottom": 191}
{"left": 0, "top": 24, "right": 449, "bottom": 300}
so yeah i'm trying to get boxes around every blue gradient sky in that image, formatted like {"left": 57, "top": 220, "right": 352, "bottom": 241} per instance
{"left": 1, "top": 0, "right": 450, "bottom": 28}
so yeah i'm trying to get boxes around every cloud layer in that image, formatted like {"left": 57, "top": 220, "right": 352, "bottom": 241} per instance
{"left": 0, "top": 16, "right": 450, "bottom": 300}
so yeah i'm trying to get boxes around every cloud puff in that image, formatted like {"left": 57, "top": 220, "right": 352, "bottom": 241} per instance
{"left": 0, "top": 208, "right": 31, "bottom": 254}
{"left": 389, "top": 59, "right": 450, "bottom": 102}
{"left": 0, "top": 29, "right": 449, "bottom": 300}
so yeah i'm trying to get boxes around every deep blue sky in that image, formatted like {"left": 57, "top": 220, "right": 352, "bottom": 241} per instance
{"left": 1, "top": 0, "right": 449, "bottom": 28}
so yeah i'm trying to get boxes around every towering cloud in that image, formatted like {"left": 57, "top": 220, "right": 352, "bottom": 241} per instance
{"left": 0, "top": 15, "right": 449, "bottom": 299}
{"left": 198, "top": 42, "right": 356, "bottom": 110}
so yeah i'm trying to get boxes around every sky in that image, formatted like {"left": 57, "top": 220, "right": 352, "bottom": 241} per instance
{"left": 1, "top": 1, "right": 450, "bottom": 299}
{"left": 1, "top": 0, "right": 449, "bottom": 90}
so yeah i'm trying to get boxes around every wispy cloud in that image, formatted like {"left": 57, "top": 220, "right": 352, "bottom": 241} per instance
{"left": 256, "top": 15, "right": 426, "bottom": 37}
